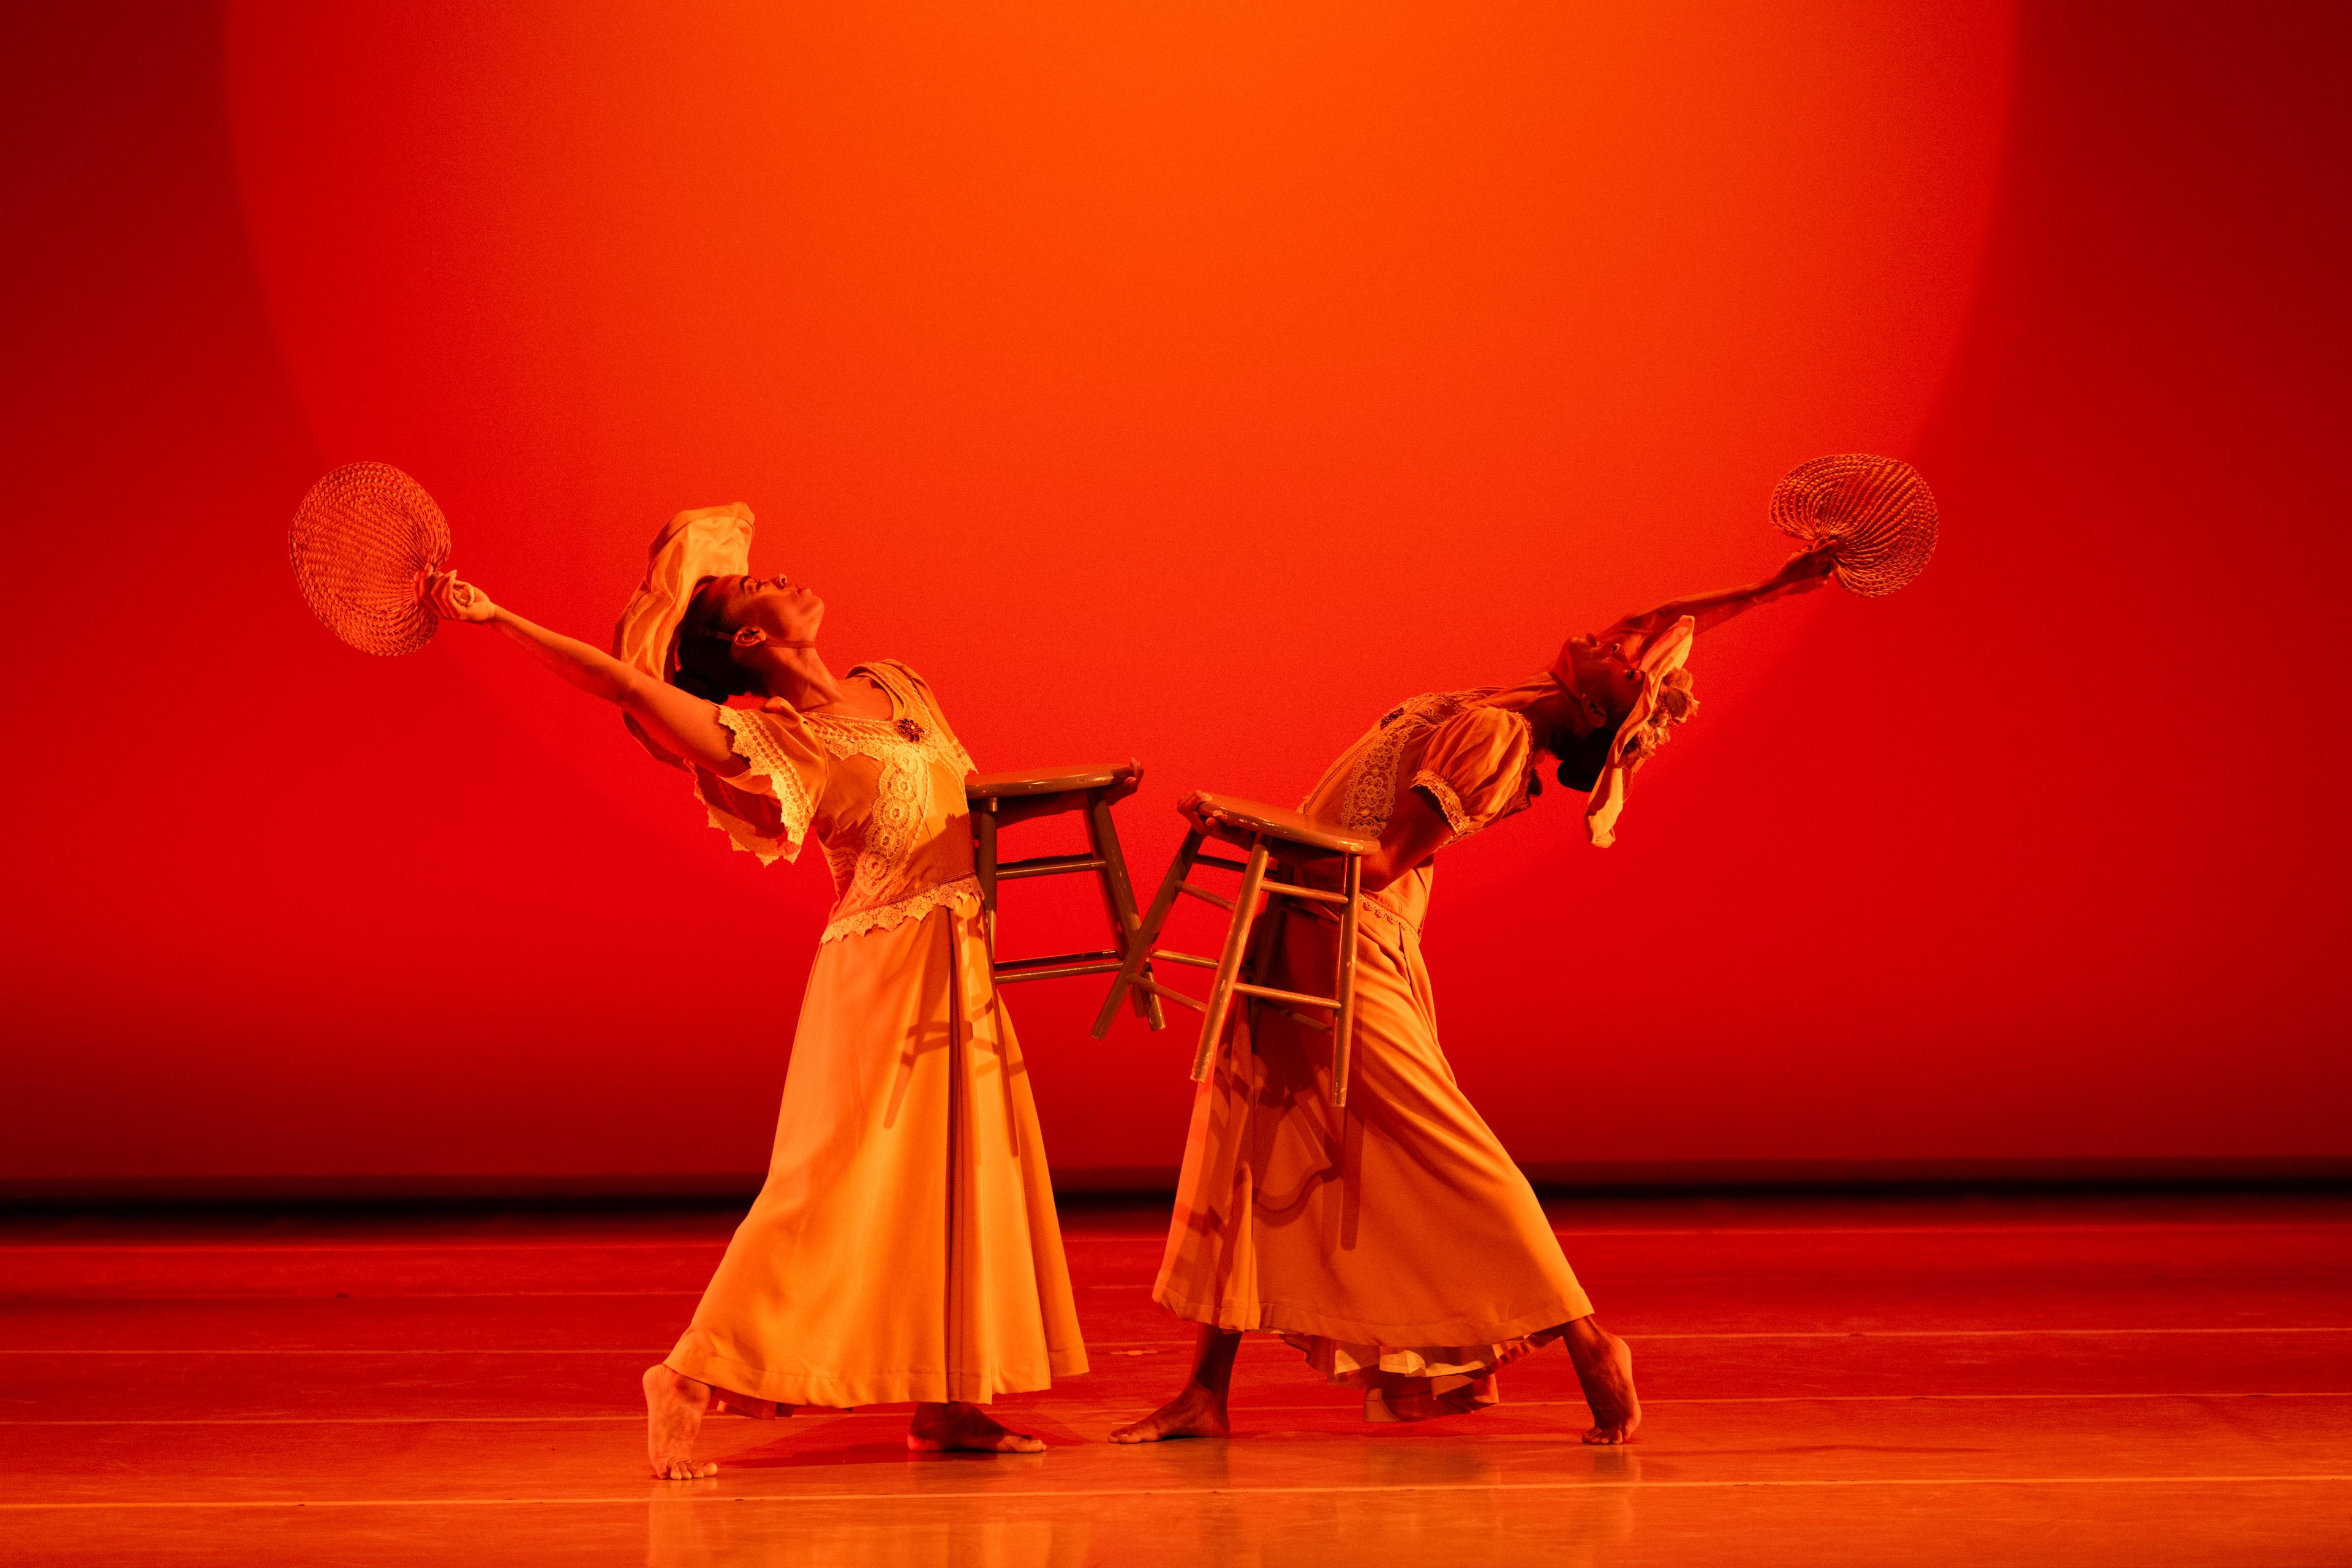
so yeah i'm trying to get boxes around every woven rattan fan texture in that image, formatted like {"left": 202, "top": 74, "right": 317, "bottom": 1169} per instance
{"left": 288, "top": 462, "right": 451, "bottom": 655}
{"left": 1770, "top": 454, "right": 1937, "bottom": 597}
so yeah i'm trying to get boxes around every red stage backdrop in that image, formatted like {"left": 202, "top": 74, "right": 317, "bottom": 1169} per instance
{"left": 3, "top": 3, "right": 2346, "bottom": 1194}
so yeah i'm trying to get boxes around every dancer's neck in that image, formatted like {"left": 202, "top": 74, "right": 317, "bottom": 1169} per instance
{"left": 759, "top": 649, "right": 891, "bottom": 719}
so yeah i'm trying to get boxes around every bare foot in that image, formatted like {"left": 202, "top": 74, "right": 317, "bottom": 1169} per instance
{"left": 906, "top": 1401, "right": 1046, "bottom": 1453}
{"left": 643, "top": 1365, "right": 718, "bottom": 1479}
{"left": 1564, "top": 1322, "right": 1642, "bottom": 1445}
{"left": 1109, "top": 1382, "right": 1231, "bottom": 1444}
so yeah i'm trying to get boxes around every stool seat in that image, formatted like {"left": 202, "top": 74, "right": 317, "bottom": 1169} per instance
{"left": 1095, "top": 792, "right": 1372, "bottom": 1107}
{"left": 1182, "top": 790, "right": 1378, "bottom": 857}
{"left": 965, "top": 760, "right": 1163, "bottom": 1029}
{"left": 968, "top": 762, "right": 1139, "bottom": 799}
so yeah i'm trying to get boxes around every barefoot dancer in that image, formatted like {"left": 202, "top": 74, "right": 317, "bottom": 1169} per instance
{"left": 425, "top": 504, "right": 1099, "bottom": 1475}
{"left": 1111, "top": 546, "right": 1838, "bottom": 1446}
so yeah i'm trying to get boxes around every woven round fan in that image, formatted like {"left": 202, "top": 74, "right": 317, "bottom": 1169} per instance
{"left": 288, "top": 462, "right": 452, "bottom": 654}
{"left": 1770, "top": 454, "right": 1938, "bottom": 597}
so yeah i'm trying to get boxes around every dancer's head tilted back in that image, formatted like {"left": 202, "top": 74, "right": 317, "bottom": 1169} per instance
{"left": 674, "top": 571, "right": 827, "bottom": 702}
{"left": 1541, "top": 634, "right": 1648, "bottom": 791}
{"left": 611, "top": 502, "right": 832, "bottom": 763}
{"left": 1499, "top": 621, "right": 1702, "bottom": 841}
{"left": 1574, "top": 619, "right": 1700, "bottom": 847}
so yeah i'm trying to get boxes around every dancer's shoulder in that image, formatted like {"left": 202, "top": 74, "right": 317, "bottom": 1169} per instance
{"left": 856, "top": 660, "right": 972, "bottom": 765}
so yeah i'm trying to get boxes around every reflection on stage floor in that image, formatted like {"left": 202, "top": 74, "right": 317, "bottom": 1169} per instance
{"left": 3, "top": 1192, "right": 2348, "bottom": 1566}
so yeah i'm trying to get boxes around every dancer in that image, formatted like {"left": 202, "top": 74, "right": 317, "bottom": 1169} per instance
{"left": 424, "top": 503, "right": 1102, "bottom": 1476}
{"left": 1111, "top": 545, "right": 1839, "bottom": 1446}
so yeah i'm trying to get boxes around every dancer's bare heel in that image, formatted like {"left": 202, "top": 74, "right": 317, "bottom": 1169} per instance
{"left": 643, "top": 1365, "right": 719, "bottom": 1479}
{"left": 1562, "top": 1319, "right": 1642, "bottom": 1445}
{"left": 907, "top": 1401, "right": 1045, "bottom": 1453}
{"left": 1109, "top": 1382, "right": 1231, "bottom": 1444}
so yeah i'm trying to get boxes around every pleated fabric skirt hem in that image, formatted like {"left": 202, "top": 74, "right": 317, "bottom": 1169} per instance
{"left": 1152, "top": 1280, "right": 1590, "bottom": 1350}
{"left": 1152, "top": 1282, "right": 1588, "bottom": 1423}
{"left": 667, "top": 1338, "right": 1089, "bottom": 1410}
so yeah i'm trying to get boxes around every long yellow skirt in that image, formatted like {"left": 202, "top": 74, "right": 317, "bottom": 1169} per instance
{"left": 666, "top": 897, "right": 1087, "bottom": 1407}
{"left": 1154, "top": 907, "right": 1591, "bottom": 1420}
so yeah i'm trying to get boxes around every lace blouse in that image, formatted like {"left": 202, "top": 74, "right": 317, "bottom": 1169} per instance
{"left": 690, "top": 660, "right": 983, "bottom": 943}
{"left": 1298, "top": 689, "right": 1540, "bottom": 934}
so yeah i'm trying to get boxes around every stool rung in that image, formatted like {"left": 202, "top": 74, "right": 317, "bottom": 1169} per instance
{"left": 1135, "top": 978, "right": 1208, "bottom": 1013}
{"left": 997, "top": 853, "right": 1107, "bottom": 881}
{"left": 1148, "top": 949, "right": 1219, "bottom": 970}
{"left": 1261, "top": 878, "right": 1347, "bottom": 907}
{"left": 1194, "top": 853, "right": 1253, "bottom": 873}
{"left": 1177, "top": 881, "right": 1235, "bottom": 912}
{"left": 996, "top": 950, "right": 1122, "bottom": 982}
{"left": 1272, "top": 1006, "right": 1332, "bottom": 1033}
{"left": 1234, "top": 980, "right": 1340, "bottom": 1011}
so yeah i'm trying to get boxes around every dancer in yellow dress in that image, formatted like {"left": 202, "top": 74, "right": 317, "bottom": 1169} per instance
{"left": 1112, "top": 546, "right": 1837, "bottom": 1446}
{"left": 424, "top": 503, "right": 1099, "bottom": 1476}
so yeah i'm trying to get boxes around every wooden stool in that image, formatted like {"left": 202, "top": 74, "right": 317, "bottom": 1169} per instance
{"left": 1090, "top": 791, "right": 1375, "bottom": 1105}
{"left": 967, "top": 763, "right": 1163, "bottom": 1027}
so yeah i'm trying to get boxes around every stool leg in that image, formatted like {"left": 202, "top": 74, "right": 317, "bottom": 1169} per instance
{"left": 1091, "top": 826, "right": 1202, "bottom": 1040}
{"left": 973, "top": 796, "right": 1001, "bottom": 964}
{"left": 1243, "top": 892, "right": 1288, "bottom": 993}
{"left": 1085, "top": 794, "right": 1165, "bottom": 1031}
{"left": 1234, "top": 894, "right": 1290, "bottom": 1057}
{"left": 1331, "top": 851, "right": 1363, "bottom": 1109}
{"left": 1194, "top": 837, "right": 1270, "bottom": 1084}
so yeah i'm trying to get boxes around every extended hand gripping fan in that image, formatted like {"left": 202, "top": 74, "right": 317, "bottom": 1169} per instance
{"left": 1771, "top": 453, "right": 1938, "bottom": 597}
{"left": 288, "top": 461, "right": 467, "bottom": 654}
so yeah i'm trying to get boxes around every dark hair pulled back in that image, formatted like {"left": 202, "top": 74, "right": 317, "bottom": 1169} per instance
{"left": 672, "top": 578, "right": 761, "bottom": 703}
{"left": 1553, "top": 724, "right": 1617, "bottom": 793}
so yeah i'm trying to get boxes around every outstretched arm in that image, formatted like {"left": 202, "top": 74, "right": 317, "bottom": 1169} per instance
{"left": 1608, "top": 545, "right": 1838, "bottom": 646}
{"left": 425, "top": 573, "right": 747, "bottom": 776}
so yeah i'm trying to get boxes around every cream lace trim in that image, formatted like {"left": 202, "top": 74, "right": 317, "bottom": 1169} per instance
{"left": 1408, "top": 771, "right": 1474, "bottom": 836}
{"left": 802, "top": 664, "right": 972, "bottom": 916}
{"left": 822, "top": 875, "right": 982, "bottom": 943}
{"left": 1409, "top": 763, "right": 1536, "bottom": 842}
{"left": 708, "top": 707, "right": 816, "bottom": 865}
{"left": 1308, "top": 690, "right": 1484, "bottom": 834}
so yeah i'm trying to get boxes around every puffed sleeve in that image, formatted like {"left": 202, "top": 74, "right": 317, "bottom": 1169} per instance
{"left": 692, "top": 706, "right": 828, "bottom": 865}
{"left": 1409, "top": 707, "right": 1538, "bottom": 839}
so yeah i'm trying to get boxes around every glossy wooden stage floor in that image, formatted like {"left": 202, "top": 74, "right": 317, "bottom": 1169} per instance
{"left": 3, "top": 1193, "right": 2348, "bottom": 1566}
